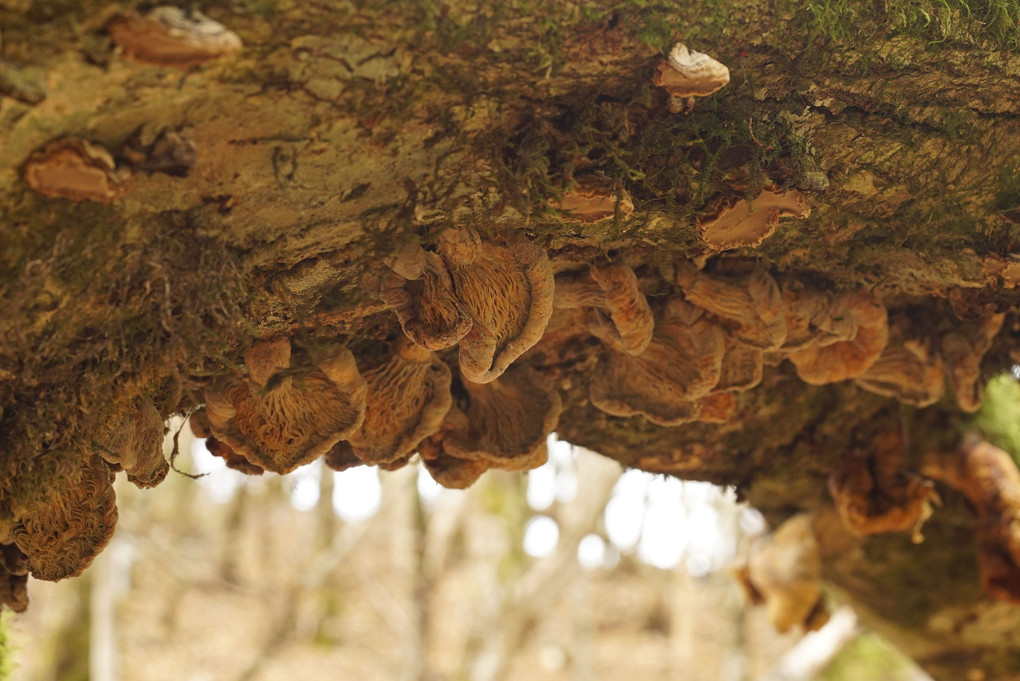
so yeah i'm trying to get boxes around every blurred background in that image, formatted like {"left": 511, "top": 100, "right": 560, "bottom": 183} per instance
{"left": 3, "top": 424, "right": 933, "bottom": 681}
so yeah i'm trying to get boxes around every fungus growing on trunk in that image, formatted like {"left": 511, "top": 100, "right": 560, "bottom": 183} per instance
{"left": 740, "top": 514, "right": 828, "bottom": 633}
{"left": 419, "top": 408, "right": 492, "bottom": 489}
{"left": 107, "top": 6, "right": 243, "bottom": 67}
{"left": 828, "top": 432, "right": 940, "bottom": 543}
{"left": 382, "top": 248, "right": 473, "bottom": 352}
{"left": 10, "top": 456, "right": 118, "bottom": 582}
{"left": 550, "top": 176, "right": 635, "bottom": 223}
{"left": 421, "top": 366, "right": 560, "bottom": 476}
{"left": 94, "top": 398, "right": 168, "bottom": 488}
{"left": 940, "top": 312, "right": 1005, "bottom": 412}
{"left": 437, "top": 229, "right": 554, "bottom": 383}
{"left": 715, "top": 340, "right": 764, "bottom": 392}
{"left": 346, "top": 338, "right": 452, "bottom": 465}
{"left": 589, "top": 298, "right": 725, "bottom": 425}
{"left": 696, "top": 189, "right": 810, "bottom": 251}
{"left": 653, "top": 43, "right": 730, "bottom": 113}
{"left": 23, "top": 137, "right": 130, "bottom": 202}
{"left": 0, "top": 525, "right": 29, "bottom": 612}
{"left": 854, "top": 339, "right": 946, "bottom": 407}
{"left": 190, "top": 409, "right": 265, "bottom": 475}
{"left": 923, "top": 436, "right": 1020, "bottom": 603}
{"left": 555, "top": 263, "right": 654, "bottom": 355}
{"left": 787, "top": 293, "right": 888, "bottom": 385}
{"left": 676, "top": 266, "right": 787, "bottom": 349}
{"left": 205, "top": 337, "right": 368, "bottom": 475}
{"left": 697, "top": 390, "right": 737, "bottom": 423}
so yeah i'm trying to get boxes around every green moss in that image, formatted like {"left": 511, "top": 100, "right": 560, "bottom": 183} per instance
{"left": 818, "top": 631, "right": 918, "bottom": 681}
{"left": 970, "top": 373, "right": 1020, "bottom": 464}
{"left": 0, "top": 611, "right": 13, "bottom": 681}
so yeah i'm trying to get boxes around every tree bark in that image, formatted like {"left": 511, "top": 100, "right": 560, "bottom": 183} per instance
{"left": 1, "top": 2, "right": 1019, "bottom": 679}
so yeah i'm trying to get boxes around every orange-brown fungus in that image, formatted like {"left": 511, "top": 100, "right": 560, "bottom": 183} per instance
{"left": 555, "top": 263, "right": 654, "bottom": 355}
{"left": 382, "top": 249, "right": 472, "bottom": 351}
{"left": 854, "top": 338, "right": 945, "bottom": 407}
{"left": 419, "top": 411, "right": 493, "bottom": 489}
{"left": 589, "top": 298, "right": 724, "bottom": 425}
{"left": 696, "top": 189, "right": 809, "bottom": 251}
{"left": 697, "top": 391, "right": 737, "bottom": 423}
{"left": 788, "top": 293, "right": 888, "bottom": 385}
{"left": 924, "top": 436, "right": 1020, "bottom": 603}
{"left": 829, "top": 432, "right": 940, "bottom": 543}
{"left": 23, "top": 137, "right": 130, "bottom": 203}
{"left": 205, "top": 337, "right": 367, "bottom": 475}
{"left": 550, "top": 177, "right": 635, "bottom": 223}
{"left": 941, "top": 313, "right": 1005, "bottom": 412}
{"left": 745, "top": 514, "right": 828, "bottom": 634}
{"left": 677, "top": 266, "right": 787, "bottom": 349}
{"left": 11, "top": 456, "right": 118, "bottom": 582}
{"left": 94, "top": 397, "right": 168, "bottom": 488}
{"left": 346, "top": 338, "right": 452, "bottom": 465}
{"left": 437, "top": 229, "right": 554, "bottom": 383}
{"left": 108, "top": 6, "right": 242, "bottom": 67}
{"left": 0, "top": 524, "right": 29, "bottom": 612}
{"left": 653, "top": 43, "right": 730, "bottom": 113}
{"left": 716, "top": 340, "right": 764, "bottom": 392}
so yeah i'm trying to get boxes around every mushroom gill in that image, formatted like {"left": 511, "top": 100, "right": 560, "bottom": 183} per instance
{"left": 676, "top": 265, "right": 787, "bottom": 350}
{"left": 550, "top": 176, "right": 635, "bottom": 223}
{"left": 589, "top": 298, "right": 725, "bottom": 425}
{"left": 555, "top": 263, "right": 654, "bottom": 355}
{"left": 854, "top": 338, "right": 946, "bottom": 408}
{"left": 382, "top": 248, "right": 472, "bottom": 351}
{"left": 437, "top": 228, "right": 555, "bottom": 383}
{"left": 787, "top": 292, "right": 888, "bottom": 385}
{"left": 11, "top": 455, "right": 118, "bottom": 582}
{"left": 346, "top": 337, "right": 452, "bottom": 465}
{"left": 715, "top": 340, "right": 764, "bottom": 392}
{"left": 696, "top": 188, "right": 810, "bottom": 251}
{"left": 205, "top": 337, "right": 368, "bottom": 475}
{"left": 94, "top": 397, "right": 168, "bottom": 488}
{"left": 0, "top": 524, "right": 29, "bottom": 612}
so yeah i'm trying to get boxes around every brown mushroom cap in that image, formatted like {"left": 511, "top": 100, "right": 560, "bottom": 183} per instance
{"left": 556, "top": 263, "right": 654, "bottom": 355}
{"left": 653, "top": 44, "right": 730, "bottom": 98}
{"left": 854, "top": 339, "right": 946, "bottom": 407}
{"left": 697, "top": 189, "right": 810, "bottom": 251}
{"left": 550, "top": 177, "right": 635, "bottom": 224}
{"left": 697, "top": 391, "right": 737, "bottom": 423}
{"left": 94, "top": 397, "right": 168, "bottom": 489}
{"left": 589, "top": 298, "right": 725, "bottom": 426}
{"left": 924, "top": 436, "right": 1020, "bottom": 603}
{"left": 0, "top": 538, "right": 29, "bottom": 613}
{"left": 787, "top": 293, "right": 888, "bottom": 385}
{"left": 779, "top": 282, "right": 858, "bottom": 353}
{"left": 438, "top": 229, "right": 555, "bottom": 384}
{"left": 677, "top": 266, "right": 787, "bottom": 350}
{"left": 11, "top": 456, "right": 118, "bottom": 582}
{"left": 829, "top": 434, "right": 940, "bottom": 543}
{"left": 205, "top": 338, "right": 368, "bottom": 475}
{"left": 382, "top": 249, "right": 472, "bottom": 352}
{"left": 346, "top": 338, "right": 452, "bottom": 465}
{"left": 108, "top": 6, "right": 243, "bottom": 68}
{"left": 716, "top": 340, "right": 764, "bottom": 392}
{"left": 746, "top": 514, "right": 826, "bottom": 634}
{"left": 23, "top": 137, "right": 130, "bottom": 203}
{"left": 941, "top": 312, "right": 1005, "bottom": 412}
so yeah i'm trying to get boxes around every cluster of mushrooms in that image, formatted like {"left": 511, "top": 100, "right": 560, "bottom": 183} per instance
{"left": 5, "top": 29, "right": 1019, "bottom": 624}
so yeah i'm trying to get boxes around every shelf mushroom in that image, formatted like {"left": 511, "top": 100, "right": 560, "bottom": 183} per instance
{"left": 589, "top": 298, "right": 725, "bottom": 425}
{"left": 653, "top": 43, "right": 730, "bottom": 113}
{"left": 554, "top": 263, "right": 654, "bottom": 355}
{"left": 940, "top": 312, "right": 1005, "bottom": 412}
{"left": 854, "top": 338, "right": 946, "bottom": 408}
{"left": 108, "top": 6, "right": 242, "bottom": 67}
{"left": 382, "top": 247, "right": 473, "bottom": 351}
{"left": 676, "top": 265, "right": 787, "bottom": 350}
{"left": 23, "top": 137, "right": 131, "bottom": 203}
{"left": 696, "top": 188, "right": 810, "bottom": 251}
{"left": 204, "top": 337, "right": 367, "bottom": 475}
{"left": 786, "top": 291, "right": 888, "bottom": 385}
{"left": 94, "top": 397, "right": 169, "bottom": 488}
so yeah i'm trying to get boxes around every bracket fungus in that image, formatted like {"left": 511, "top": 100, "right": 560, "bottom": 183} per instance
{"left": 940, "top": 312, "right": 1005, "bottom": 412}
{"left": 11, "top": 456, "right": 118, "bottom": 582}
{"left": 696, "top": 189, "right": 810, "bottom": 251}
{"left": 421, "top": 366, "right": 561, "bottom": 478}
{"left": 550, "top": 177, "right": 635, "bottom": 223}
{"left": 715, "top": 340, "right": 764, "bottom": 392}
{"left": 924, "top": 436, "right": 1020, "bottom": 603}
{"left": 204, "top": 337, "right": 368, "bottom": 475}
{"left": 854, "top": 338, "right": 946, "bottom": 408}
{"left": 0, "top": 527, "right": 29, "bottom": 612}
{"left": 740, "top": 514, "right": 829, "bottom": 634}
{"left": 653, "top": 43, "right": 730, "bottom": 113}
{"left": 189, "top": 409, "right": 265, "bottom": 475}
{"left": 676, "top": 266, "right": 787, "bottom": 350}
{"left": 787, "top": 292, "right": 888, "bottom": 385}
{"left": 436, "top": 228, "right": 555, "bottom": 383}
{"left": 589, "top": 298, "right": 725, "bottom": 425}
{"left": 828, "top": 433, "right": 940, "bottom": 543}
{"left": 555, "top": 263, "right": 654, "bottom": 355}
{"left": 382, "top": 248, "right": 473, "bottom": 352}
{"left": 345, "top": 338, "right": 452, "bottom": 466}
{"left": 23, "top": 137, "right": 130, "bottom": 203}
{"left": 418, "top": 410, "right": 492, "bottom": 490}
{"left": 107, "top": 6, "right": 243, "bottom": 67}
{"left": 94, "top": 398, "right": 168, "bottom": 489}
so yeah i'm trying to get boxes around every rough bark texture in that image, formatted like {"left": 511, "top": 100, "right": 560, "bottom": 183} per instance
{"left": 1, "top": 1, "right": 1019, "bottom": 679}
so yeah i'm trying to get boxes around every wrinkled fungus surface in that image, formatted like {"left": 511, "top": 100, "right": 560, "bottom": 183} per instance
{"left": 108, "top": 6, "right": 243, "bottom": 67}
{"left": 23, "top": 137, "right": 130, "bottom": 202}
